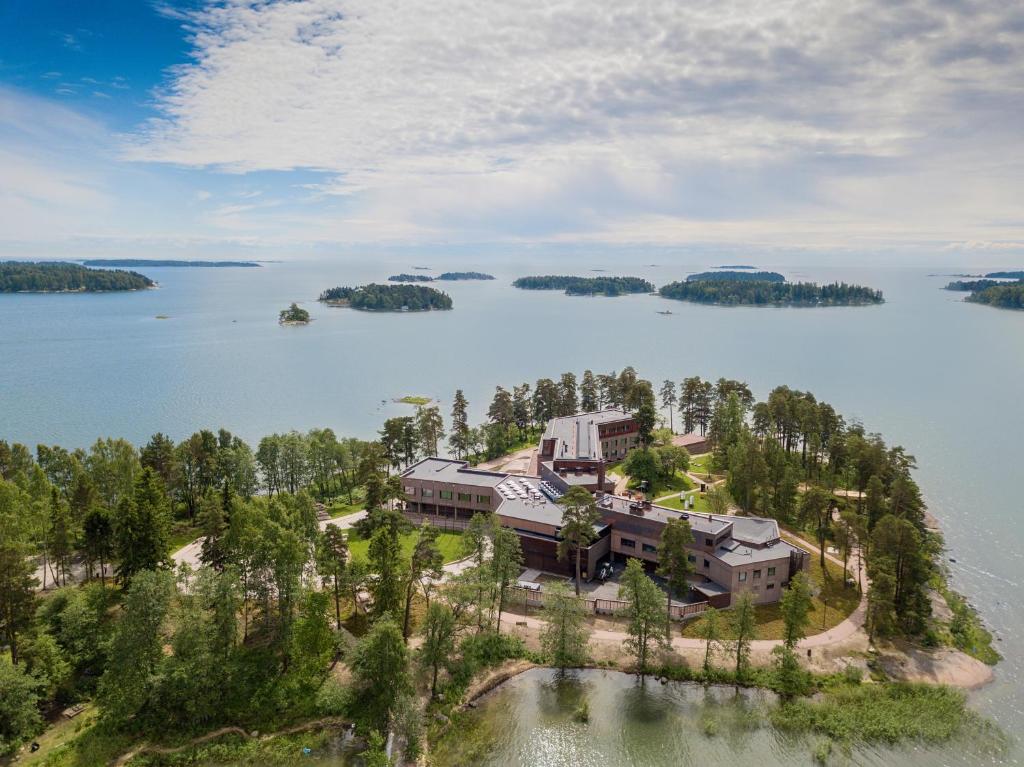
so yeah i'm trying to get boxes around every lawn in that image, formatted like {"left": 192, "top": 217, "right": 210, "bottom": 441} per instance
{"left": 345, "top": 528, "right": 465, "bottom": 564}
{"left": 628, "top": 468, "right": 694, "bottom": 498}
{"left": 687, "top": 452, "right": 722, "bottom": 479}
{"left": 168, "top": 523, "right": 200, "bottom": 556}
{"left": 327, "top": 490, "right": 367, "bottom": 519}
{"left": 680, "top": 540, "right": 861, "bottom": 641}
{"left": 655, "top": 490, "right": 709, "bottom": 514}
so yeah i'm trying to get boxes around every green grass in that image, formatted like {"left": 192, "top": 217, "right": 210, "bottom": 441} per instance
{"left": 168, "top": 523, "right": 200, "bottom": 555}
{"left": 397, "top": 395, "right": 432, "bottom": 405}
{"left": 345, "top": 528, "right": 464, "bottom": 564}
{"left": 655, "top": 491, "right": 709, "bottom": 514}
{"left": 327, "top": 490, "right": 367, "bottom": 519}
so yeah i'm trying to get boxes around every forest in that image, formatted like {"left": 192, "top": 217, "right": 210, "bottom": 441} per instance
{"left": 387, "top": 274, "right": 434, "bottom": 283}
{"left": 686, "top": 270, "right": 785, "bottom": 282}
{"left": 965, "top": 282, "right": 1024, "bottom": 309}
{"left": 318, "top": 284, "right": 453, "bottom": 311}
{"left": 944, "top": 279, "right": 1005, "bottom": 291}
{"left": 278, "top": 303, "right": 310, "bottom": 323}
{"left": 0, "top": 263, "right": 154, "bottom": 293}
{"left": 436, "top": 272, "right": 494, "bottom": 281}
{"left": 512, "top": 275, "right": 654, "bottom": 296}
{"left": 659, "top": 280, "right": 884, "bottom": 306}
{"left": 81, "top": 260, "right": 259, "bottom": 268}
{"left": 0, "top": 368, "right": 992, "bottom": 763}
{"left": 984, "top": 271, "right": 1024, "bottom": 279}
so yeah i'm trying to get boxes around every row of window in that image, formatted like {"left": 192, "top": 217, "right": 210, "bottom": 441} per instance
{"left": 407, "top": 486, "right": 490, "bottom": 504}
{"left": 619, "top": 538, "right": 657, "bottom": 555}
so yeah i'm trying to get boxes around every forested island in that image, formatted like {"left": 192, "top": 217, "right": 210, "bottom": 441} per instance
{"left": 687, "top": 270, "right": 785, "bottom": 282}
{"left": 660, "top": 280, "right": 883, "bottom": 306}
{"left": 0, "top": 261, "right": 154, "bottom": 293}
{"left": 513, "top": 275, "right": 654, "bottom": 296}
{"left": 82, "top": 259, "right": 259, "bottom": 268}
{"left": 388, "top": 274, "right": 434, "bottom": 282}
{"left": 717, "top": 264, "right": 756, "bottom": 269}
{"left": 965, "top": 282, "right": 1024, "bottom": 310}
{"left": 985, "top": 271, "right": 1024, "bottom": 279}
{"left": 944, "top": 279, "right": 1005, "bottom": 291}
{"left": 437, "top": 271, "right": 494, "bottom": 281}
{"left": 279, "top": 302, "right": 311, "bottom": 324}
{"left": 319, "top": 283, "right": 453, "bottom": 311}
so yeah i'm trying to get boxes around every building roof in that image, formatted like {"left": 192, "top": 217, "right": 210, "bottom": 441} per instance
{"left": 674, "top": 432, "right": 708, "bottom": 448}
{"left": 400, "top": 458, "right": 508, "bottom": 488}
{"left": 543, "top": 408, "right": 633, "bottom": 462}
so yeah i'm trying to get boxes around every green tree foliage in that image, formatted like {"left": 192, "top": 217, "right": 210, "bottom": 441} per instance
{"left": 436, "top": 272, "right": 494, "bottom": 281}
{"left": 540, "top": 581, "right": 590, "bottom": 670}
{"left": 449, "top": 389, "right": 471, "bottom": 459}
{"left": 580, "top": 370, "right": 598, "bottom": 412}
{"left": 730, "top": 590, "right": 758, "bottom": 680}
{"left": 418, "top": 602, "right": 457, "bottom": 697}
{"left": 618, "top": 558, "right": 667, "bottom": 675}
{"left": 512, "top": 275, "right": 654, "bottom": 295}
{"left": 350, "top": 618, "right": 412, "bottom": 730}
{"left": 698, "top": 606, "right": 722, "bottom": 673}
{"left": 780, "top": 572, "right": 813, "bottom": 649}
{"left": 319, "top": 283, "right": 453, "bottom": 311}
{"left": 557, "top": 488, "right": 601, "bottom": 596}
{"left": 656, "top": 518, "right": 694, "bottom": 637}
{"left": 685, "top": 270, "right": 786, "bottom": 282}
{"left": 278, "top": 302, "right": 310, "bottom": 323}
{"left": 316, "top": 524, "right": 349, "bottom": 630}
{"left": 0, "top": 659, "right": 42, "bottom": 755}
{"left": 415, "top": 405, "right": 445, "bottom": 457}
{"left": 965, "top": 282, "right": 1024, "bottom": 309}
{"left": 368, "top": 512, "right": 409, "bottom": 619}
{"left": 490, "top": 525, "right": 524, "bottom": 632}
{"left": 403, "top": 522, "right": 444, "bottom": 639}
{"left": 114, "top": 468, "right": 171, "bottom": 585}
{"left": 0, "top": 261, "right": 153, "bottom": 292}
{"left": 660, "top": 280, "right": 884, "bottom": 306}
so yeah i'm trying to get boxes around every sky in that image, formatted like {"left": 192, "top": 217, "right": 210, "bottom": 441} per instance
{"left": 1, "top": 0, "right": 1023, "bottom": 264}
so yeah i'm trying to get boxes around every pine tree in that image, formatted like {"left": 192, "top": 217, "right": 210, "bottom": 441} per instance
{"left": 449, "top": 390, "right": 471, "bottom": 459}
{"left": 557, "top": 488, "right": 601, "bottom": 595}
{"left": 656, "top": 517, "right": 694, "bottom": 637}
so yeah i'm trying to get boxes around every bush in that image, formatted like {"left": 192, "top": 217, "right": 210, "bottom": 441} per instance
{"left": 841, "top": 665, "right": 863, "bottom": 685}
{"left": 315, "top": 678, "right": 353, "bottom": 716}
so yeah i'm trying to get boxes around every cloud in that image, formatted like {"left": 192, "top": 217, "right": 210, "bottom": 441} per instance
{"left": 83, "top": 1, "right": 1024, "bottom": 246}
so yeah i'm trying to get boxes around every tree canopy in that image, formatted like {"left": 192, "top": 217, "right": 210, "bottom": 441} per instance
{"left": 319, "top": 283, "right": 453, "bottom": 311}
{"left": 512, "top": 275, "right": 654, "bottom": 296}
{"left": 0, "top": 262, "right": 154, "bottom": 292}
{"left": 659, "top": 280, "right": 883, "bottom": 306}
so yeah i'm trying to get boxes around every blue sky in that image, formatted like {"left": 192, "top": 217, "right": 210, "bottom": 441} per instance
{"left": 2, "top": 0, "right": 1023, "bottom": 263}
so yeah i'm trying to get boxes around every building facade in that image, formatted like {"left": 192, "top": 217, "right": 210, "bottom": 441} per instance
{"left": 538, "top": 408, "right": 639, "bottom": 492}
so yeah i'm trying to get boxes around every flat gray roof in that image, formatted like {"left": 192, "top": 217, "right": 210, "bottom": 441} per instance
{"left": 400, "top": 458, "right": 507, "bottom": 488}
{"left": 543, "top": 408, "right": 632, "bottom": 462}
{"left": 715, "top": 538, "right": 801, "bottom": 566}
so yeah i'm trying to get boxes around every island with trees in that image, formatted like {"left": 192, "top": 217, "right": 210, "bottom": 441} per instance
{"left": 944, "top": 279, "right": 1005, "bottom": 292}
{"left": 0, "top": 261, "right": 154, "bottom": 293}
{"left": 984, "top": 270, "right": 1024, "bottom": 279}
{"left": 279, "top": 303, "right": 311, "bottom": 324}
{"left": 964, "top": 282, "right": 1024, "bottom": 310}
{"left": 387, "top": 274, "right": 434, "bottom": 283}
{"left": 436, "top": 271, "right": 494, "bottom": 281}
{"left": 659, "top": 279, "right": 884, "bottom": 306}
{"left": 686, "top": 270, "right": 785, "bottom": 282}
{"left": 319, "top": 283, "right": 453, "bottom": 311}
{"left": 512, "top": 275, "right": 654, "bottom": 296}
{"left": 82, "top": 259, "right": 260, "bottom": 268}
{"left": 0, "top": 367, "right": 1001, "bottom": 765}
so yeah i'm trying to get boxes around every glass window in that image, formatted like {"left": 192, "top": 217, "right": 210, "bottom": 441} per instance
{"left": 753, "top": 569, "right": 761, "bottom": 580}
{"left": 703, "top": 559, "right": 710, "bottom": 569}
{"left": 458, "top": 492, "right": 472, "bottom": 502}
{"left": 642, "top": 543, "right": 657, "bottom": 554}
{"left": 705, "top": 537, "right": 713, "bottom": 546}
{"left": 476, "top": 494, "right": 490, "bottom": 504}
{"left": 439, "top": 490, "right": 453, "bottom": 500}
{"left": 766, "top": 582, "right": 775, "bottom": 590}
{"left": 687, "top": 554, "right": 696, "bottom": 563}
{"left": 738, "top": 571, "right": 747, "bottom": 582}
{"left": 621, "top": 538, "right": 636, "bottom": 548}
{"left": 405, "top": 486, "right": 415, "bottom": 496}
{"left": 421, "top": 488, "right": 433, "bottom": 498}
{"left": 767, "top": 566, "right": 776, "bottom": 576}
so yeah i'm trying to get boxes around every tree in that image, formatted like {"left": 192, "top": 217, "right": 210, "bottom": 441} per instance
{"left": 462, "top": 513, "right": 495, "bottom": 629}
{"left": 83, "top": 506, "right": 113, "bottom": 584}
{"left": 618, "top": 558, "right": 666, "bottom": 675}
{"left": 800, "top": 486, "right": 833, "bottom": 569}
{"left": 47, "top": 489, "right": 73, "bottom": 587}
{"left": 780, "top": 572, "right": 813, "bottom": 649}
{"left": 341, "top": 559, "right": 370, "bottom": 618}
{"left": 490, "top": 526, "right": 524, "bottom": 632}
{"left": 114, "top": 468, "right": 171, "bottom": 585}
{"left": 350, "top": 618, "right": 412, "bottom": 730}
{"left": 449, "top": 390, "right": 471, "bottom": 459}
{"left": 98, "top": 569, "right": 174, "bottom": 724}
{"left": 622, "top": 448, "right": 661, "bottom": 495}
{"left": 0, "top": 517, "right": 37, "bottom": 665}
{"left": 729, "top": 591, "right": 757, "bottom": 680}
{"left": 705, "top": 486, "right": 733, "bottom": 518}
{"left": 197, "top": 488, "right": 231, "bottom": 570}
{"left": 580, "top": 370, "right": 598, "bottom": 412}
{"left": 317, "top": 524, "right": 349, "bottom": 630}
{"left": 419, "top": 602, "right": 456, "bottom": 698}
{"left": 415, "top": 405, "right": 445, "bottom": 457}
{"left": 656, "top": 518, "right": 694, "bottom": 638}
{"left": 0, "top": 661, "right": 42, "bottom": 756}
{"left": 557, "top": 488, "right": 600, "bottom": 596}
{"left": 660, "top": 380, "right": 678, "bottom": 432}
{"left": 559, "top": 372, "right": 579, "bottom": 415}
{"left": 141, "top": 432, "right": 177, "bottom": 491}
{"left": 403, "top": 522, "right": 444, "bottom": 639}
{"left": 368, "top": 514, "right": 408, "bottom": 620}
{"left": 540, "top": 581, "right": 589, "bottom": 670}
{"left": 634, "top": 401, "right": 657, "bottom": 448}
{"left": 697, "top": 606, "right": 722, "bottom": 674}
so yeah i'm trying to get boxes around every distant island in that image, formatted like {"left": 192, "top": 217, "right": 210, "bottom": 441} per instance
{"left": 512, "top": 275, "right": 654, "bottom": 296}
{"left": 687, "top": 270, "right": 785, "bottom": 282}
{"left": 278, "top": 302, "right": 310, "bottom": 324}
{"left": 964, "top": 282, "right": 1024, "bottom": 310}
{"left": 388, "top": 271, "right": 494, "bottom": 283}
{"left": 716, "top": 264, "right": 756, "bottom": 269}
{"left": 82, "top": 259, "right": 260, "bottom": 268}
{"left": 388, "top": 273, "right": 434, "bottom": 282}
{"left": 944, "top": 279, "right": 1005, "bottom": 292}
{"left": 319, "top": 283, "right": 453, "bottom": 311}
{"left": 436, "top": 271, "right": 494, "bottom": 281}
{"left": 0, "top": 261, "right": 154, "bottom": 293}
{"left": 985, "top": 270, "right": 1024, "bottom": 280}
{"left": 660, "top": 280, "right": 884, "bottom": 306}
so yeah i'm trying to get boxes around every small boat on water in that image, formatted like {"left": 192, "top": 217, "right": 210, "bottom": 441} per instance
{"left": 656, "top": 310, "right": 673, "bottom": 315}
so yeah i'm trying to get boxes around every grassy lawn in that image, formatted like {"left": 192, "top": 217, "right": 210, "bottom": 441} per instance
{"left": 345, "top": 528, "right": 464, "bottom": 564}
{"left": 327, "top": 490, "right": 367, "bottom": 519}
{"left": 167, "top": 523, "right": 200, "bottom": 555}
{"left": 655, "top": 491, "right": 709, "bottom": 514}
{"left": 680, "top": 541, "right": 861, "bottom": 641}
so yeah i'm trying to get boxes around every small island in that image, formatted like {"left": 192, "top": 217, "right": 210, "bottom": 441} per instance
{"left": 278, "top": 302, "right": 310, "bottom": 324}
{"left": 319, "top": 283, "right": 453, "bottom": 311}
{"left": 964, "top": 282, "right": 1024, "bottom": 310}
{"left": 436, "top": 271, "right": 494, "bottom": 281}
{"left": 659, "top": 279, "right": 884, "bottom": 306}
{"left": 944, "top": 279, "right": 1005, "bottom": 292}
{"left": 0, "top": 261, "right": 154, "bottom": 293}
{"left": 388, "top": 273, "right": 434, "bottom": 282}
{"left": 716, "top": 264, "right": 757, "bottom": 269}
{"left": 82, "top": 259, "right": 259, "bottom": 268}
{"left": 687, "top": 270, "right": 785, "bottom": 282}
{"left": 984, "top": 270, "right": 1024, "bottom": 279}
{"left": 512, "top": 275, "right": 654, "bottom": 296}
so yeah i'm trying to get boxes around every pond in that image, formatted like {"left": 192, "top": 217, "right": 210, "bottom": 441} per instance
{"left": 429, "top": 668, "right": 999, "bottom": 767}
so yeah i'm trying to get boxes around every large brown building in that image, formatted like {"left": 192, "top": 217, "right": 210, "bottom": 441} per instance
{"left": 537, "top": 408, "right": 639, "bottom": 492}
{"left": 399, "top": 453, "right": 807, "bottom": 607}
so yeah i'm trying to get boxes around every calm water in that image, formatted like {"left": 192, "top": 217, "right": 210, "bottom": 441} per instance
{"left": 435, "top": 668, "right": 1003, "bottom": 767}
{"left": 1, "top": 256, "right": 1023, "bottom": 761}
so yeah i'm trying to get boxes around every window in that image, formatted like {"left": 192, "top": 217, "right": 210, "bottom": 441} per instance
{"left": 767, "top": 566, "right": 776, "bottom": 577}
{"left": 476, "top": 494, "right": 490, "bottom": 504}
{"left": 621, "top": 538, "right": 636, "bottom": 549}
{"left": 705, "top": 537, "right": 713, "bottom": 546}
{"left": 687, "top": 554, "right": 696, "bottom": 563}
{"left": 738, "top": 571, "right": 747, "bottom": 582}
{"left": 753, "top": 569, "right": 761, "bottom": 580}
{"left": 642, "top": 543, "right": 657, "bottom": 554}
{"left": 421, "top": 488, "right": 433, "bottom": 498}
{"left": 405, "top": 486, "right": 415, "bottom": 496}
{"left": 766, "top": 583, "right": 775, "bottom": 590}
{"left": 439, "top": 490, "right": 453, "bottom": 500}
{"left": 458, "top": 492, "right": 472, "bottom": 502}
{"left": 703, "top": 559, "right": 710, "bottom": 569}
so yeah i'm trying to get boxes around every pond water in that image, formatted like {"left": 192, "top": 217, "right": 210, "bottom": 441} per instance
{"left": 431, "top": 668, "right": 1001, "bottom": 767}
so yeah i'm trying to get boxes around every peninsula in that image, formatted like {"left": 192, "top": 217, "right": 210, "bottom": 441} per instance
{"left": 319, "top": 283, "right": 453, "bottom": 311}
{"left": 513, "top": 275, "right": 654, "bottom": 296}
{"left": 82, "top": 259, "right": 260, "bottom": 268}
{"left": 0, "top": 261, "right": 154, "bottom": 293}
{"left": 660, "top": 279, "right": 883, "bottom": 306}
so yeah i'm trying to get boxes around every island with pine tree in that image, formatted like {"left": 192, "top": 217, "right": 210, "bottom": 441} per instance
{"left": 319, "top": 283, "right": 453, "bottom": 311}
{"left": 0, "top": 261, "right": 155, "bottom": 293}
